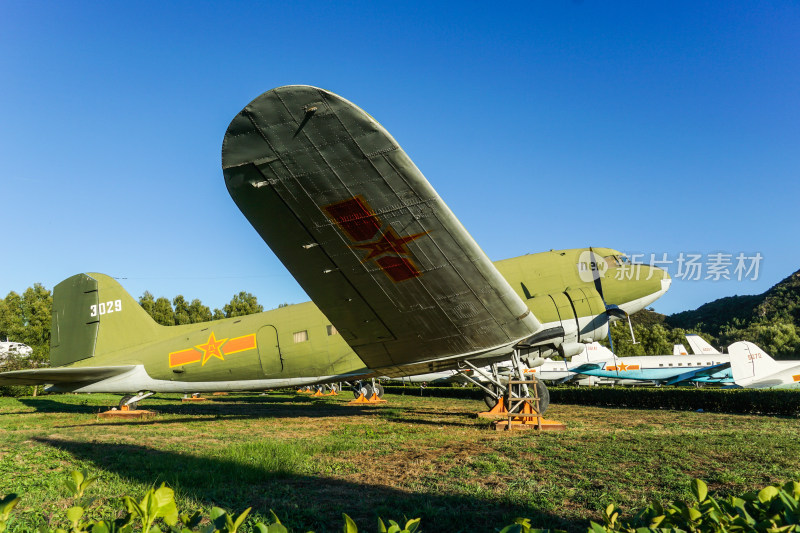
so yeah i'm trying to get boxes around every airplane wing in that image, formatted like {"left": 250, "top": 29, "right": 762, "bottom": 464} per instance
{"left": 0, "top": 366, "right": 136, "bottom": 386}
{"left": 662, "top": 362, "right": 731, "bottom": 385}
{"left": 222, "top": 86, "right": 541, "bottom": 375}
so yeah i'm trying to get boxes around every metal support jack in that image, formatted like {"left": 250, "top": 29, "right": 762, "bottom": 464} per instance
{"left": 491, "top": 373, "right": 566, "bottom": 432}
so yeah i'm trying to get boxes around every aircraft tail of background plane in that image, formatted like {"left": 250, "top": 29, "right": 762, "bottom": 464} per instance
{"left": 50, "top": 273, "right": 160, "bottom": 367}
{"left": 571, "top": 342, "right": 616, "bottom": 364}
{"left": 673, "top": 344, "right": 688, "bottom": 356}
{"left": 685, "top": 334, "right": 720, "bottom": 355}
{"left": 728, "top": 341, "right": 781, "bottom": 386}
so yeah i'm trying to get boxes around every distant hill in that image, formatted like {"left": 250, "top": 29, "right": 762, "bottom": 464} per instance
{"left": 666, "top": 269, "right": 800, "bottom": 335}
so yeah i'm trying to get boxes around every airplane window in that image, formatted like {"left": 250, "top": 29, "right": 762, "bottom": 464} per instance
{"left": 678, "top": 363, "right": 682, "bottom": 366}
{"left": 326, "top": 325, "right": 337, "bottom": 336}
{"left": 604, "top": 256, "right": 620, "bottom": 268}
{"left": 293, "top": 330, "right": 308, "bottom": 343}
{"left": 669, "top": 363, "right": 673, "bottom": 366}
{"left": 659, "top": 364, "right": 663, "bottom": 367}
{"left": 688, "top": 363, "right": 693, "bottom": 366}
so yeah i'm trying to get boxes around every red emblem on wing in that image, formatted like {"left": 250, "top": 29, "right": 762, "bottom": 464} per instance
{"left": 323, "top": 196, "right": 427, "bottom": 282}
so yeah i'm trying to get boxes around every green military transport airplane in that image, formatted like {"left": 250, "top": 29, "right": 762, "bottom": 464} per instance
{"left": 0, "top": 86, "right": 670, "bottom": 408}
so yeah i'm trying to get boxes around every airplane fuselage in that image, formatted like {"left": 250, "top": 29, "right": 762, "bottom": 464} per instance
{"left": 572, "top": 354, "right": 732, "bottom": 384}
{"left": 45, "top": 247, "right": 670, "bottom": 394}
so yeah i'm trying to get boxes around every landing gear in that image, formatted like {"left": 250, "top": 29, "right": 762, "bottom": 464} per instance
{"left": 483, "top": 384, "right": 502, "bottom": 409}
{"left": 352, "top": 380, "right": 384, "bottom": 399}
{"left": 481, "top": 379, "right": 549, "bottom": 414}
{"left": 118, "top": 391, "right": 155, "bottom": 410}
{"left": 119, "top": 395, "right": 138, "bottom": 410}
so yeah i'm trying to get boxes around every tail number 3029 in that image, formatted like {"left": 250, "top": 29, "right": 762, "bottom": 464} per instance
{"left": 90, "top": 300, "right": 122, "bottom": 317}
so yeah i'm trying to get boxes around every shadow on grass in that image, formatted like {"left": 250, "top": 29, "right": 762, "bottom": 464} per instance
{"left": 16, "top": 398, "right": 108, "bottom": 415}
{"left": 18, "top": 395, "right": 481, "bottom": 428}
{"left": 34, "top": 436, "right": 580, "bottom": 533}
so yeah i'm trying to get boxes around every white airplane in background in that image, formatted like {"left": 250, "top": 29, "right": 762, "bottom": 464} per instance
{"left": 0, "top": 340, "right": 33, "bottom": 361}
{"left": 729, "top": 341, "right": 800, "bottom": 389}
{"left": 568, "top": 335, "right": 732, "bottom": 385}
{"left": 393, "top": 342, "right": 616, "bottom": 385}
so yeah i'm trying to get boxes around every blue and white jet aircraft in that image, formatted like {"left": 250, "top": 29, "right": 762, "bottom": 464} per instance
{"left": 569, "top": 335, "right": 732, "bottom": 385}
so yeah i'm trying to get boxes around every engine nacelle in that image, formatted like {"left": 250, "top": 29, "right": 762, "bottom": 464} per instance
{"left": 522, "top": 355, "right": 545, "bottom": 368}
{"left": 558, "top": 342, "right": 586, "bottom": 358}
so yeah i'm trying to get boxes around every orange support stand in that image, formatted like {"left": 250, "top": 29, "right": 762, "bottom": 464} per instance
{"left": 490, "top": 399, "right": 566, "bottom": 432}
{"left": 476, "top": 397, "right": 508, "bottom": 418}
{"left": 347, "top": 392, "right": 388, "bottom": 405}
{"left": 98, "top": 408, "right": 156, "bottom": 419}
{"left": 296, "top": 387, "right": 313, "bottom": 394}
{"left": 325, "top": 389, "right": 338, "bottom": 396}
{"left": 312, "top": 389, "right": 324, "bottom": 397}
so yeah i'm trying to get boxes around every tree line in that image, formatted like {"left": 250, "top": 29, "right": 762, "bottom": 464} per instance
{"left": 137, "top": 291, "right": 264, "bottom": 326}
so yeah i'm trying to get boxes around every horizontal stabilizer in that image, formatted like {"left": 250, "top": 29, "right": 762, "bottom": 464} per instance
{"left": 0, "top": 366, "right": 136, "bottom": 386}
{"left": 223, "top": 86, "right": 540, "bottom": 372}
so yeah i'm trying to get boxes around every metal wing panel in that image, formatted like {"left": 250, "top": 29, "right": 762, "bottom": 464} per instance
{"left": 223, "top": 86, "right": 540, "bottom": 371}
{"left": 0, "top": 366, "right": 136, "bottom": 386}
{"left": 663, "top": 362, "right": 732, "bottom": 385}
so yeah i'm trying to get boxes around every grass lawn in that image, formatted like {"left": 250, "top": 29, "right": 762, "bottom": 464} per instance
{"left": 1, "top": 390, "right": 798, "bottom": 532}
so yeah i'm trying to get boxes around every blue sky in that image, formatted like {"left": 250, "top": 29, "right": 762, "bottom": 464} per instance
{"left": 1, "top": 1, "right": 798, "bottom": 315}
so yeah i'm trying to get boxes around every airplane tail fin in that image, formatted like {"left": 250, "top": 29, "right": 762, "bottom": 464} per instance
{"left": 728, "top": 341, "right": 779, "bottom": 386}
{"left": 673, "top": 344, "right": 688, "bottom": 356}
{"left": 571, "top": 342, "right": 616, "bottom": 364}
{"left": 685, "top": 334, "right": 720, "bottom": 355}
{"left": 50, "top": 273, "right": 160, "bottom": 367}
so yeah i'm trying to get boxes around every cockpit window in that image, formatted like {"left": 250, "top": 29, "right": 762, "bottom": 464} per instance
{"left": 604, "top": 255, "right": 621, "bottom": 268}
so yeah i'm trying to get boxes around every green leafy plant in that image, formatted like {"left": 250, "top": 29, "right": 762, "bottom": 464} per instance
{"left": 123, "top": 484, "right": 179, "bottom": 533}
{"left": 0, "top": 494, "right": 20, "bottom": 533}
{"left": 252, "top": 511, "right": 287, "bottom": 533}
{"left": 590, "top": 478, "right": 800, "bottom": 533}
{"left": 377, "top": 516, "right": 421, "bottom": 533}
{"left": 3, "top": 471, "right": 800, "bottom": 533}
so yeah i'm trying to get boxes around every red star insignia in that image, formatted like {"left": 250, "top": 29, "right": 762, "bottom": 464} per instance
{"left": 617, "top": 361, "right": 629, "bottom": 371}
{"left": 350, "top": 227, "right": 428, "bottom": 261}
{"left": 196, "top": 332, "right": 228, "bottom": 366}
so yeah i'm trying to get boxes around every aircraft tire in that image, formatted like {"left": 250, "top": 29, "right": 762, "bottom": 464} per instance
{"left": 483, "top": 385, "right": 502, "bottom": 409}
{"left": 353, "top": 381, "right": 370, "bottom": 398}
{"left": 372, "top": 382, "right": 384, "bottom": 398}
{"left": 537, "top": 380, "right": 550, "bottom": 415}
{"left": 508, "top": 380, "right": 549, "bottom": 415}
{"left": 491, "top": 381, "right": 549, "bottom": 415}
{"left": 119, "top": 395, "right": 138, "bottom": 410}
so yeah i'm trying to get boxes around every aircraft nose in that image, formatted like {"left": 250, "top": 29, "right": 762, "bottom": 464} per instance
{"left": 600, "top": 263, "right": 671, "bottom": 314}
